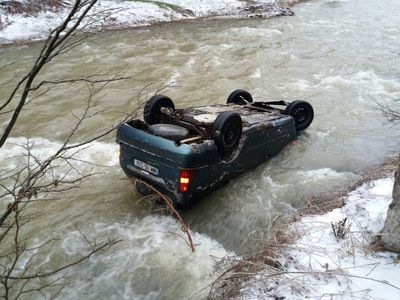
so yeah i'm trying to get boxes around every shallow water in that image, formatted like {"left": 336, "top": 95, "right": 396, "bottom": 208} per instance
{"left": 1, "top": 0, "right": 400, "bottom": 298}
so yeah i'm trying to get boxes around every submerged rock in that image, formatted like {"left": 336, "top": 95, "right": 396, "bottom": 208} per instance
{"left": 381, "top": 156, "right": 400, "bottom": 252}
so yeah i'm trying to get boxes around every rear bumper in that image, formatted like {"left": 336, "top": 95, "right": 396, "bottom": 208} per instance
{"left": 121, "top": 155, "right": 212, "bottom": 208}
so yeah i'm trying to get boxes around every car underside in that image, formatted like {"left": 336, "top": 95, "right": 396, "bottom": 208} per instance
{"left": 116, "top": 90, "right": 314, "bottom": 208}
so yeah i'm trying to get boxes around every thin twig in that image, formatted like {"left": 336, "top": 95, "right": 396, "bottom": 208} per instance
{"left": 134, "top": 179, "right": 195, "bottom": 252}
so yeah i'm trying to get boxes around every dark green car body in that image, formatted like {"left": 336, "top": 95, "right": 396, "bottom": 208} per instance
{"left": 116, "top": 102, "right": 303, "bottom": 208}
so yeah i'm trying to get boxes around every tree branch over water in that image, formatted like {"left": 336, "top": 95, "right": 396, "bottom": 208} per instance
{"left": 0, "top": 1, "right": 136, "bottom": 298}
{"left": 0, "top": 0, "right": 103, "bottom": 148}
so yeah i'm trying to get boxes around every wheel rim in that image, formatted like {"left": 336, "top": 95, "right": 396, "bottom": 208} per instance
{"left": 294, "top": 108, "right": 306, "bottom": 123}
{"left": 144, "top": 95, "right": 174, "bottom": 124}
{"left": 284, "top": 100, "right": 314, "bottom": 131}
{"left": 223, "top": 122, "right": 240, "bottom": 148}
{"left": 227, "top": 90, "right": 253, "bottom": 105}
{"left": 155, "top": 103, "right": 162, "bottom": 122}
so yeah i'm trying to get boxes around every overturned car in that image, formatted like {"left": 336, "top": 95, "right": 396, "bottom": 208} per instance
{"left": 116, "top": 90, "right": 314, "bottom": 208}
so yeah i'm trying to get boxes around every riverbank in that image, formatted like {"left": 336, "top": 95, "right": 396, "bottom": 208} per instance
{"left": 0, "top": 0, "right": 299, "bottom": 45}
{"left": 211, "top": 156, "right": 400, "bottom": 299}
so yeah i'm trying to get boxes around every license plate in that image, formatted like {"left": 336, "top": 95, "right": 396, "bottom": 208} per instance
{"left": 134, "top": 159, "right": 159, "bottom": 176}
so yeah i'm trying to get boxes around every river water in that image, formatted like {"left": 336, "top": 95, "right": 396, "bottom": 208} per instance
{"left": 1, "top": 0, "right": 400, "bottom": 299}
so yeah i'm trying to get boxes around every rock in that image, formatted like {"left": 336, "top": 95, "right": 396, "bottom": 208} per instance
{"left": 381, "top": 156, "right": 400, "bottom": 252}
{"left": 240, "top": 3, "right": 294, "bottom": 18}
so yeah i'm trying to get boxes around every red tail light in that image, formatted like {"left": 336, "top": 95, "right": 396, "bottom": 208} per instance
{"left": 179, "top": 169, "right": 196, "bottom": 193}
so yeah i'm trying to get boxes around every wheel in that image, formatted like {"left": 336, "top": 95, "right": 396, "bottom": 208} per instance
{"left": 147, "top": 124, "right": 189, "bottom": 141}
{"left": 212, "top": 111, "right": 242, "bottom": 157}
{"left": 284, "top": 100, "right": 314, "bottom": 131}
{"left": 227, "top": 89, "right": 253, "bottom": 105}
{"left": 143, "top": 95, "right": 175, "bottom": 125}
{"left": 136, "top": 181, "right": 153, "bottom": 196}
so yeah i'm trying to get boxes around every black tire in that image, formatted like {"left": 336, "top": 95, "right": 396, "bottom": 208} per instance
{"left": 284, "top": 100, "right": 314, "bottom": 131}
{"left": 212, "top": 111, "right": 242, "bottom": 157}
{"left": 147, "top": 124, "right": 189, "bottom": 141}
{"left": 227, "top": 89, "right": 253, "bottom": 105}
{"left": 143, "top": 95, "right": 175, "bottom": 125}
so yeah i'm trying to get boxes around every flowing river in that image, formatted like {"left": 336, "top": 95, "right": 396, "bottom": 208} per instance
{"left": 1, "top": 0, "right": 400, "bottom": 299}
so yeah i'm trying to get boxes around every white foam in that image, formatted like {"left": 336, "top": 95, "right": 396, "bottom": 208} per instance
{"left": 314, "top": 127, "right": 337, "bottom": 138}
{"left": 58, "top": 214, "right": 232, "bottom": 299}
{"left": 0, "top": 136, "right": 119, "bottom": 167}
{"left": 186, "top": 57, "right": 196, "bottom": 69}
{"left": 317, "top": 70, "right": 400, "bottom": 98}
{"left": 295, "top": 167, "right": 353, "bottom": 181}
{"left": 293, "top": 79, "right": 311, "bottom": 91}
{"left": 250, "top": 68, "right": 262, "bottom": 79}
{"left": 228, "top": 27, "right": 283, "bottom": 38}
{"left": 168, "top": 69, "right": 181, "bottom": 84}
{"left": 0, "top": 137, "right": 119, "bottom": 202}
{"left": 266, "top": 168, "right": 356, "bottom": 189}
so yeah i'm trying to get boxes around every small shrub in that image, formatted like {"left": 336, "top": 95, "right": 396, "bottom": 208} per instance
{"left": 0, "top": 0, "right": 69, "bottom": 16}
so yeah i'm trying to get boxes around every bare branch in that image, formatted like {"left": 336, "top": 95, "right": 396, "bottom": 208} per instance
{"left": 134, "top": 179, "right": 195, "bottom": 253}
{"left": 0, "top": 2, "right": 140, "bottom": 297}
{"left": 371, "top": 96, "right": 400, "bottom": 123}
{"left": 1, "top": 237, "right": 121, "bottom": 280}
{"left": 0, "top": 0, "right": 101, "bottom": 148}
{"left": 0, "top": 61, "right": 16, "bottom": 72}
{"left": 29, "top": 75, "right": 131, "bottom": 92}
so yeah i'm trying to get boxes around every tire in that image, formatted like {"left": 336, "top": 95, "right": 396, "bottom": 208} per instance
{"left": 136, "top": 181, "right": 153, "bottom": 196}
{"left": 227, "top": 89, "right": 253, "bottom": 105}
{"left": 143, "top": 95, "right": 175, "bottom": 125}
{"left": 284, "top": 100, "right": 314, "bottom": 131}
{"left": 212, "top": 111, "right": 242, "bottom": 157}
{"left": 147, "top": 124, "right": 189, "bottom": 141}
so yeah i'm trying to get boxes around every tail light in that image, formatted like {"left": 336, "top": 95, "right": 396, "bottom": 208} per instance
{"left": 179, "top": 169, "right": 196, "bottom": 193}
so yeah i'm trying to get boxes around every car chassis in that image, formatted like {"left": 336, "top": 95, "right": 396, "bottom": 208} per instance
{"left": 116, "top": 90, "right": 314, "bottom": 208}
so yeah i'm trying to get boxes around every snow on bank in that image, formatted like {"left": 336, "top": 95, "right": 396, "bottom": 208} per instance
{"left": 0, "top": 0, "right": 285, "bottom": 44}
{"left": 242, "top": 177, "right": 400, "bottom": 299}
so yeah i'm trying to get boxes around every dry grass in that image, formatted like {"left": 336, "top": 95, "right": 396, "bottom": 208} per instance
{"left": 209, "top": 226, "right": 300, "bottom": 299}
{"left": 0, "top": 0, "right": 68, "bottom": 15}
